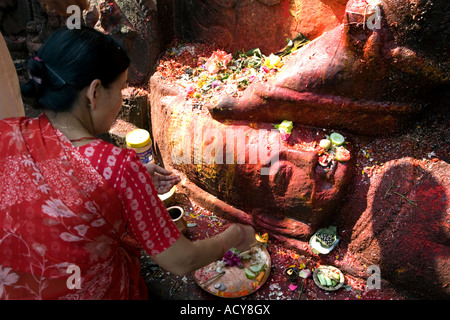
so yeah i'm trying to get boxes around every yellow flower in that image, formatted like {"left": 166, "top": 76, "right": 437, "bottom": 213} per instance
{"left": 264, "top": 54, "right": 283, "bottom": 69}
{"left": 255, "top": 233, "right": 269, "bottom": 243}
{"left": 197, "top": 80, "right": 205, "bottom": 88}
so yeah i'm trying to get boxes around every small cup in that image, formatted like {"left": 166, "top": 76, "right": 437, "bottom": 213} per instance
{"left": 167, "top": 206, "right": 187, "bottom": 234}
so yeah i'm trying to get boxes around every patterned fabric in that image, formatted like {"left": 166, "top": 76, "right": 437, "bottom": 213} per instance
{"left": 0, "top": 114, "right": 180, "bottom": 299}
{"left": 77, "top": 139, "right": 180, "bottom": 256}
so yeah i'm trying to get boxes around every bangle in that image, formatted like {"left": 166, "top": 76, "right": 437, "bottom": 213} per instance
{"left": 236, "top": 224, "right": 246, "bottom": 247}
{"left": 217, "top": 236, "right": 227, "bottom": 256}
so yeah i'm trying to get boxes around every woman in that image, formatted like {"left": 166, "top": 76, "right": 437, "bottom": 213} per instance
{"left": 0, "top": 26, "right": 255, "bottom": 299}
{"left": 0, "top": 0, "right": 90, "bottom": 120}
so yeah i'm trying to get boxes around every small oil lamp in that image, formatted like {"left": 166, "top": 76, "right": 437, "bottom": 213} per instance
{"left": 285, "top": 265, "right": 299, "bottom": 283}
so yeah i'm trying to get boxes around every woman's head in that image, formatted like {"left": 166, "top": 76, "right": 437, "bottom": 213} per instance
{"left": 22, "top": 26, "right": 130, "bottom": 112}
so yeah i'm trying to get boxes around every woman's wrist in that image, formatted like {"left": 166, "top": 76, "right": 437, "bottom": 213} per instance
{"left": 218, "top": 223, "right": 250, "bottom": 254}
{"left": 216, "top": 236, "right": 227, "bottom": 256}
{"left": 235, "top": 224, "right": 246, "bottom": 247}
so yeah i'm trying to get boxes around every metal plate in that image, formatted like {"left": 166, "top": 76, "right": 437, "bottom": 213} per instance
{"left": 192, "top": 245, "right": 271, "bottom": 298}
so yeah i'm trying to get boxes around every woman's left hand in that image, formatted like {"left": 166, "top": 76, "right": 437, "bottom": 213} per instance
{"left": 144, "top": 163, "right": 181, "bottom": 194}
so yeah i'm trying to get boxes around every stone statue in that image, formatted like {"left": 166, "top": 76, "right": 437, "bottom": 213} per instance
{"left": 87, "top": 0, "right": 172, "bottom": 86}
{"left": 207, "top": 0, "right": 449, "bottom": 136}
{"left": 150, "top": 0, "right": 449, "bottom": 298}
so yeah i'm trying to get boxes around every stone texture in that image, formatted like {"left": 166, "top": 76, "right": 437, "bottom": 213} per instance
{"left": 174, "top": 0, "right": 347, "bottom": 55}
{"left": 88, "top": 0, "right": 174, "bottom": 86}
{"left": 150, "top": 0, "right": 450, "bottom": 298}
{"left": 340, "top": 158, "right": 450, "bottom": 298}
{"left": 208, "top": 0, "right": 450, "bottom": 136}
{"left": 150, "top": 76, "right": 354, "bottom": 240}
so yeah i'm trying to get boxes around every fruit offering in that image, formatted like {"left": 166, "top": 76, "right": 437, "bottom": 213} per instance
{"left": 315, "top": 232, "right": 336, "bottom": 248}
{"left": 330, "top": 132, "right": 345, "bottom": 146}
{"left": 314, "top": 266, "right": 344, "bottom": 291}
{"left": 314, "top": 226, "right": 338, "bottom": 248}
{"left": 317, "top": 132, "right": 351, "bottom": 165}
{"left": 245, "top": 263, "right": 266, "bottom": 280}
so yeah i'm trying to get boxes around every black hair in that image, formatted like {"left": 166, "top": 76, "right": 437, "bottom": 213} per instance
{"left": 21, "top": 26, "right": 130, "bottom": 111}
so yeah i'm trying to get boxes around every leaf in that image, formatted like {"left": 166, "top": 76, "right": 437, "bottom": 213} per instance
{"left": 245, "top": 48, "right": 262, "bottom": 58}
{"left": 60, "top": 232, "right": 83, "bottom": 242}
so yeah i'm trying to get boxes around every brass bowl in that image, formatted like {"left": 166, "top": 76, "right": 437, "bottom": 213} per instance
{"left": 158, "top": 185, "right": 176, "bottom": 206}
{"left": 167, "top": 205, "right": 187, "bottom": 234}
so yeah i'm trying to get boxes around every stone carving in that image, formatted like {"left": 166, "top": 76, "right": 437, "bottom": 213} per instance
{"left": 174, "top": 0, "right": 347, "bottom": 54}
{"left": 87, "top": 0, "right": 171, "bottom": 86}
{"left": 151, "top": 0, "right": 449, "bottom": 297}
{"left": 0, "top": 0, "right": 65, "bottom": 58}
{"left": 208, "top": 0, "right": 449, "bottom": 136}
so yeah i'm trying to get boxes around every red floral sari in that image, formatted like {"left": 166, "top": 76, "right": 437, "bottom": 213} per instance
{"left": 0, "top": 115, "right": 153, "bottom": 299}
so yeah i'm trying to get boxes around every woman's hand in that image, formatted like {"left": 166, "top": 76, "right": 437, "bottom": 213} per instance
{"left": 144, "top": 163, "right": 181, "bottom": 194}
{"left": 151, "top": 223, "right": 257, "bottom": 276}
{"left": 234, "top": 224, "right": 257, "bottom": 252}
{"left": 40, "top": 0, "right": 90, "bottom": 16}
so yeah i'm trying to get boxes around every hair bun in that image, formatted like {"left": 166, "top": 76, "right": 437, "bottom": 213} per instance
{"left": 21, "top": 56, "right": 47, "bottom": 103}
{"left": 27, "top": 56, "right": 46, "bottom": 85}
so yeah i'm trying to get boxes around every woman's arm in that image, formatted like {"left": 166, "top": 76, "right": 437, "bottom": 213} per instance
{"left": 151, "top": 223, "right": 255, "bottom": 276}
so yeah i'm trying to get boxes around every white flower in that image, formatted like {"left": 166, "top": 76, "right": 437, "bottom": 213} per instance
{"left": 5, "top": 125, "right": 24, "bottom": 151}
{"left": 145, "top": 184, "right": 153, "bottom": 196}
{"left": 84, "top": 235, "right": 114, "bottom": 262}
{"left": 125, "top": 187, "right": 133, "bottom": 200}
{"left": 74, "top": 225, "right": 89, "bottom": 237}
{"left": 103, "top": 167, "right": 112, "bottom": 180}
{"left": 84, "top": 147, "right": 95, "bottom": 157}
{"left": 111, "top": 146, "right": 121, "bottom": 155}
{"left": 32, "top": 243, "right": 47, "bottom": 256}
{"left": 130, "top": 161, "right": 140, "bottom": 172}
{"left": 42, "top": 198, "right": 76, "bottom": 219}
{"left": 138, "top": 221, "right": 147, "bottom": 231}
{"left": 107, "top": 155, "right": 116, "bottom": 167}
{"left": 158, "top": 217, "right": 166, "bottom": 228}
{"left": 85, "top": 201, "right": 98, "bottom": 214}
{"left": 120, "top": 177, "right": 127, "bottom": 189}
{"left": 138, "top": 172, "right": 147, "bottom": 183}
{"left": 60, "top": 232, "right": 83, "bottom": 242}
{"left": 134, "top": 210, "right": 143, "bottom": 221}
{"left": 0, "top": 266, "right": 20, "bottom": 299}
{"left": 91, "top": 219, "right": 105, "bottom": 227}
{"left": 145, "top": 240, "right": 155, "bottom": 250}
{"left": 163, "top": 227, "right": 170, "bottom": 237}
{"left": 130, "top": 199, "right": 139, "bottom": 211}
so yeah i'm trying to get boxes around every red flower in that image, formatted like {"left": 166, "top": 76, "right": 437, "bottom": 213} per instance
{"left": 204, "top": 50, "right": 232, "bottom": 74}
{"left": 222, "top": 250, "right": 242, "bottom": 268}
